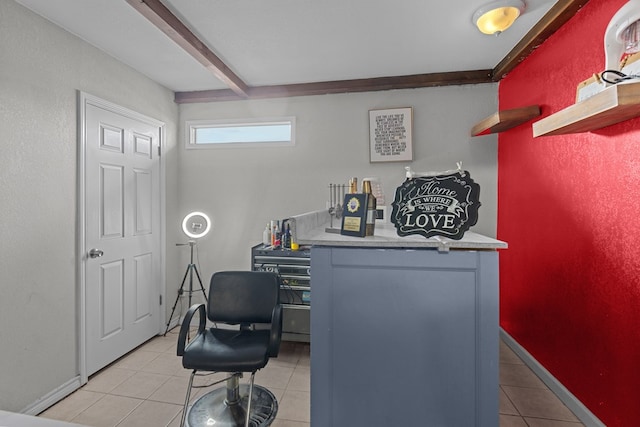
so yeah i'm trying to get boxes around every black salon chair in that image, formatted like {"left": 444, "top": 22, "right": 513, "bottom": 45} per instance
{"left": 177, "top": 271, "right": 282, "bottom": 427}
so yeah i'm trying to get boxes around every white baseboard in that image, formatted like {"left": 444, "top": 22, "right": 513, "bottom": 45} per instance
{"left": 21, "top": 376, "right": 82, "bottom": 416}
{"left": 500, "top": 329, "right": 606, "bottom": 427}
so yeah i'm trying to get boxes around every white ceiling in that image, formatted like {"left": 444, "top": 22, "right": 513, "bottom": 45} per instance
{"left": 15, "top": 0, "right": 559, "bottom": 93}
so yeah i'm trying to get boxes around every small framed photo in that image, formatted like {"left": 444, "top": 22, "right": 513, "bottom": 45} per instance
{"left": 369, "top": 107, "right": 413, "bottom": 163}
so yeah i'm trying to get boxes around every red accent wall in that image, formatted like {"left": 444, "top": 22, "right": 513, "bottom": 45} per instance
{"left": 498, "top": 0, "right": 640, "bottom": 425}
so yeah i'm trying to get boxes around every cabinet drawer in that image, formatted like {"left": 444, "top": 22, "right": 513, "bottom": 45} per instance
{"left": 280, "top": 287, "right": 310, "bottom": 306}
{"left": 254, "top": 262, "right": 310, "bottom": 278}
{"left": 283, "top": 305, "right": 310, "bottom": 335}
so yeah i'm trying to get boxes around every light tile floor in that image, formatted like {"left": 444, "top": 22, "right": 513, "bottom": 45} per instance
{"left": 39, "top": 332, "right": 584, "bottom": 426}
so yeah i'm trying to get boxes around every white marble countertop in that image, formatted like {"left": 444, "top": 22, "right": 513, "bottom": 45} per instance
{"left": 291, "top": 210, "right": 507, "bottom": 251}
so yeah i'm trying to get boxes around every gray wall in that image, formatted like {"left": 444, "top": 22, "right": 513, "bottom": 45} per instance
{"left": 176, "top": 85, "right": 498, "bottom": 295}
{"left": 0, "top": 0, "right": 178, "bottom": 413}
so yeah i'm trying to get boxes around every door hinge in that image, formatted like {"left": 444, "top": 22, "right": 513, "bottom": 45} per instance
{"left": 159, "top": 295, "right": 163, "bottom": 305}
{"left": 157, "top": 145, "right": 161, "bottom": 157}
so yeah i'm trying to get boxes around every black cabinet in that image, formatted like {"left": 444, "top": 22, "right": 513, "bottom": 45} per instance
{"left": 251, "top": 244, "right": 311, "bottom": 342}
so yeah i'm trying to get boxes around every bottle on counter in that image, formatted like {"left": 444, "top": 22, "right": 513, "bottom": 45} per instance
{"left": 349, "top": 177, "right": 358, "bottom": 194}
{"left": 263, "top": 223, "right": 271, "bottom": 246}
{"left": 362, "top": 179, "right": 377, "bottom": 236}
{"left": 273, "top": 220, "right": 281, "bottom": 248}
{"left": 290, "top": 229, "right": 299, "bottom": 251}
{"left": 270, "top": 220, "right": 277, "bottom": 247}
{"left": 283, "top": 223, "right": 292, "bottom": 249}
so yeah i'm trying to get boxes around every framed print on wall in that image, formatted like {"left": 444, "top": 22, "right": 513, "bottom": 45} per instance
{"left": 369, "top": 107, "right": 413, "bottom": 163}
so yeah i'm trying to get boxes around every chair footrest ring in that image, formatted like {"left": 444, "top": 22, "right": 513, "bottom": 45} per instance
{"left": 186, "top": 384, "right": 278, "bottom": 427}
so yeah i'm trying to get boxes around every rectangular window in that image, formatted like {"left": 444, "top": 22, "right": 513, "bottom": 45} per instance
{"left": 186, "top": 117, "right": 296, "bottom": 149}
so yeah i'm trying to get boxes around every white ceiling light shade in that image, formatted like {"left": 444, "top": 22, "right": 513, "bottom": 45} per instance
{"left": 604, "top": 0, "right": 640, "bottom": 72}
{"left": 473, "top": 0, "right": 526, "bottom": 35}
{"left": 182, "top": 211, "right": 212, "bottom": 239}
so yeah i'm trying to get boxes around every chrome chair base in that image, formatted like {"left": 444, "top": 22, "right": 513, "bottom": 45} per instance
{"left": 186, "top": 384, "right": 278, "bottom": 427}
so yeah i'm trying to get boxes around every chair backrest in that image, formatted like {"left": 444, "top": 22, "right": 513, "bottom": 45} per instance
{"left": 207, "top": 271, "right": 280, "bottom": 324}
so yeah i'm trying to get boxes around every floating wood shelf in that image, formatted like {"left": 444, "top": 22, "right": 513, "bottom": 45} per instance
{"left": 533, "top": 82, "right": 640, "bottom": 137}
{"left": 471, "top": 105, "right": 541, "bottom": 137}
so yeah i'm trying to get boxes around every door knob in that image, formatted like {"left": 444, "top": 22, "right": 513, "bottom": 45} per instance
{"left": 89, "top": 249, "right": 104, "bottom": 259}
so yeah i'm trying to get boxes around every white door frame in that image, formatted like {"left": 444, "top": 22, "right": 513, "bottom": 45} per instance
{"left": 77, "top": 91, "right": 166, "bottom": 384}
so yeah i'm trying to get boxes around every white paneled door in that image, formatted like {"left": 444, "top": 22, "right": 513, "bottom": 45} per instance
{"left": 82, "top": 94, "right": 163, "bottom": 376}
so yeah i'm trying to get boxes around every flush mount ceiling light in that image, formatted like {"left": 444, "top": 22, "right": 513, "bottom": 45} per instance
{"left": 473, "top": 0, "right": 526, "bottom": 35}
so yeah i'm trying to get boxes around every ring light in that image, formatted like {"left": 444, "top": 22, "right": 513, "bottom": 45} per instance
{"left": 182, "top": 211, "right": 211, "bottom": 239}
{"left": 166, "top": 212, "right": 211, "bottom": 334}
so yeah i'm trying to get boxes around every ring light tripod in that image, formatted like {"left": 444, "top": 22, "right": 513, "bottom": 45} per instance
{"left": 164, "top": 212, "right": 212, "bottom": 336}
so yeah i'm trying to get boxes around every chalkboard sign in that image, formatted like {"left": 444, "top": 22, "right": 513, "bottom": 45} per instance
{"left": 390, "top": 171, "right": 480, "bottom": 240}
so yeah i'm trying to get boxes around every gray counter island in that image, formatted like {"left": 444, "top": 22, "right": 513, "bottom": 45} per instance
{"left": 292, "top": 210, "right": 507, "bottom": 427}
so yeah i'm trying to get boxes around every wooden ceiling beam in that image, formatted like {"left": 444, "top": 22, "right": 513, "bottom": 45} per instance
{"left": 125, "top": 0, "right": 249, "bottom": 97}
{"left": 492, "top": 0, "right": 590, "bottom": 80}
{"left": 174, "top": 70, "right": 494, "bottom": 103}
